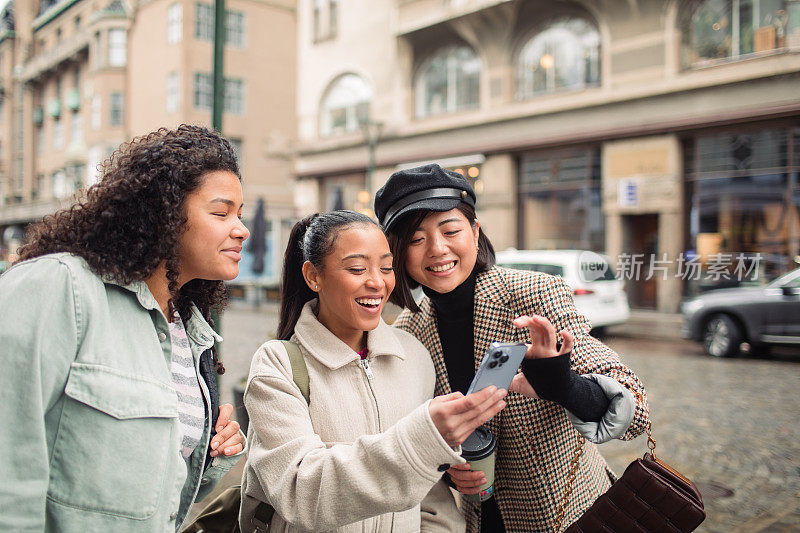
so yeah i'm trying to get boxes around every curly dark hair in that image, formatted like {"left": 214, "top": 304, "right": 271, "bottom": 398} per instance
{"left": 18, "top": 125, "right": 240, "bottom": 370}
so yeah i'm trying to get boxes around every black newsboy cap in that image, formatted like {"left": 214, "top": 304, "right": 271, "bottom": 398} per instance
{"left": 375, "top": 163, "right": 476, "bottom": 232}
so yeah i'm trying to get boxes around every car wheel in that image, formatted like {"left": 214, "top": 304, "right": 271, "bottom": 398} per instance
{"left": 703, "top": 314, "right": 742, "bottom": 358}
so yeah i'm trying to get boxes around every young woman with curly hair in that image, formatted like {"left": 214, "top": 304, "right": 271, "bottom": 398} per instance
{"left": 0, "top": 125, "right": 248, "bottom": 532}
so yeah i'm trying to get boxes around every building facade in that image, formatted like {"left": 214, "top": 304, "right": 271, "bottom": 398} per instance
{"left": 0, "top": 0, "right": 297, "bottom": 283}
{"left": 294, "top": 0, "right": 800, "bottom": 312}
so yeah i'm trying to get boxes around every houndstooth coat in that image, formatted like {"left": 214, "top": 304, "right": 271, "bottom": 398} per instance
{"left": 393, "top": 266, "right": 649, "bottom": 533}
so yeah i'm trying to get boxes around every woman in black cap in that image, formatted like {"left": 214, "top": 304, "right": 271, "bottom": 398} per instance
{"left": 375, "top": 163, "right": 650, "bottom": 533}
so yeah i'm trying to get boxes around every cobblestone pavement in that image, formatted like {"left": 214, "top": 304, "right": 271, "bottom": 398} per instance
{"left": 206, "top": 302, "right": 800, "bottom": 532}
{"left": 598, "top": 336, "right": 800, "bottom": 533}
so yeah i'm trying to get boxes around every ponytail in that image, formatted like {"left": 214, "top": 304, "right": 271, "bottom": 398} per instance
{"left": 277, "top": 215, "right": 319, "bottom": 340}
{"left": 277, "top": 211, "right": 377, "bottom": 340}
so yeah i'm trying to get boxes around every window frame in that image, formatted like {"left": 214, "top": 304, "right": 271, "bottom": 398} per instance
{"left": 681, "top": 0, "right": 800, "bottom": 69}
{"left": 167, "top": 3, "right": 183, "bottom": 44}
{"left": 319, "top": 73, "right": 372, "bottom": 137}
{"left": 166, "top": 71, "right": 180, "bottom": 113}
{"left": 109, "top": 92, "right": 124, "bottom": 127}
{"left": 414, "top": 45, "right": 481, "bottom": 119}
{"left": 107, "top": 28, "right": 127, "bottom": 67}
{"left": 514, "top": 17, "right": 601, "bottom": 100}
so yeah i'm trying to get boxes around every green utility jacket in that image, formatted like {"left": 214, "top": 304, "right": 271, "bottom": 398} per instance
{"left": 0, "top": 253, "right": 241, "bottom": 532}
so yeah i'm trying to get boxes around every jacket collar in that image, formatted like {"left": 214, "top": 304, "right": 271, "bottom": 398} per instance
{"left": 294, "top": 299, "right": 406, "bottom": 370}
{"left": 105, "top": 277, "right": 222, "bottom": 348}
{"left": 421, "top": 266, "right": 514, "bottom": 322}
{"left": 474, "top": 266, "right": 513, "bottom": 309}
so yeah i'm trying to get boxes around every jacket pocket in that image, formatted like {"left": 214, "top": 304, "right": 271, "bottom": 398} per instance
{"left": 48, "top": 363, "right": 179, "bottom": 519}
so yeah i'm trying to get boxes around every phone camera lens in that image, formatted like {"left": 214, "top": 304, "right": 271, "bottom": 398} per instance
{"left": 500, "top": 354, "right": 509, "bottom": 363}
{"left": 488, "top": 361, "right": 498, "bottom": 369}
{"left": 492, "top": 351, "right": 503, "bottom": 359}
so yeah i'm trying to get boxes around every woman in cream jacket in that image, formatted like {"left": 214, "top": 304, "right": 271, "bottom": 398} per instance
{"left": 240, "top": 211, "right": 507, "bottom": 532}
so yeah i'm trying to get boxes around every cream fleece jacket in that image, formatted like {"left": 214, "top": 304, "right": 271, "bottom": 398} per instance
{"left": 240, "top": 301, "right": 466, "bottom": 533}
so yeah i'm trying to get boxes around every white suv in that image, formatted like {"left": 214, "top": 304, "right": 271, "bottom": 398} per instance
{"left": 495, "top": 249, "right": 630, "bottom": 332}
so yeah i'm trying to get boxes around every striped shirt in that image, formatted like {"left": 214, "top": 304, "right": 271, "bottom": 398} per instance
{"left": 169, "top": 316, "right": 206, "bottom": 459}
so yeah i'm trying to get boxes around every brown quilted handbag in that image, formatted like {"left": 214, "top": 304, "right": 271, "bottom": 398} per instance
{"left": 554, "top": 390, "right": 706, "bottom": 533}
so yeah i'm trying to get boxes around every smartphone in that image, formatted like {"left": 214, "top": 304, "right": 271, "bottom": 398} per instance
{"left": 466, "top": 342, "right": 528, "bottom": 395}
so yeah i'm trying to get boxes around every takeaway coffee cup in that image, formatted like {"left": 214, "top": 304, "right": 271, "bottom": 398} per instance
{"left": 460, "top": 426, "right": 497, "bottom": 503}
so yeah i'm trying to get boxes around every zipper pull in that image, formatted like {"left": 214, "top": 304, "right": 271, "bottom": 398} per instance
{"left": 360, "top": 358, "right": 374, "bottom": 380}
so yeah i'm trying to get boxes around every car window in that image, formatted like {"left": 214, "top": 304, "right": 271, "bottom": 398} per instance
{"left": 768, "top": 268, "right": 800, "bottom": 289}
{"left": 784, "top": 276, "right": 800, "bottom": 289}
{"left": 499, "top": 262, "right": 565, "bottom": 277}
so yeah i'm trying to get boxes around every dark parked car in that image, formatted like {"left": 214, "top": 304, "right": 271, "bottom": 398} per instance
{"left": 681, "top": 267, "right": 800, "bottom": 357}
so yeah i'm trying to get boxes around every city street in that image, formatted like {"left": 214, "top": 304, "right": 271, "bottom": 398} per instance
{"left": 208, "top": 301, "right": 800, "bottom": 532}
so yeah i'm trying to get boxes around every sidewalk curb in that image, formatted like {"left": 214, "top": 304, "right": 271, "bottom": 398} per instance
{"left": 605, "top": 311, "right": 683, "bottom": 342}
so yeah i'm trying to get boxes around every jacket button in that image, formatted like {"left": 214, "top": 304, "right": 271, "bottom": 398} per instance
{"left": 169, "top": 511, "right": 178, "bottom": 521}
{"left": 437, "top": 463, "right": 450, "bottom": 472}
{"left": 158, "top": 332, "right": 167, "bottom": 342}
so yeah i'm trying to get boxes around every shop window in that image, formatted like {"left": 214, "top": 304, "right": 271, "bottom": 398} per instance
{"left": 415, "top": 46, "right": 480, "bottom": 118}
{"left": 682, "top": 0, "right": 800, "bottom": 68}
{"left": 320, "top": 174, "right": 364, "bottom": 212}
{"left": 516, "top": 17, "right": 600, "bottom": 99}
{"left": 519, "top": 147, "right": 604, "bottom": 251}
{"left": 320, "top": 74, "right": 371, "bottom": 137}
{"left": 685, "top": 127, "right": 800, "bottom": 290}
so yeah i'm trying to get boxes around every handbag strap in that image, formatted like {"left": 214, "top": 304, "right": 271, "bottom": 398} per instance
{"left": 551, "top": 385, "right": 655, "bottom": 532}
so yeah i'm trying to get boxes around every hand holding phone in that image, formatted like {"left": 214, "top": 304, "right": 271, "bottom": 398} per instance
{"left": 466, "top": 342, "right": 528, "bottom": 396}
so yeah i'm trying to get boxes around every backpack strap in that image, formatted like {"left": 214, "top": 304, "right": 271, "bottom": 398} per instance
{"left": 248, "top": 341, "right": 309, "bottom": 531}
{"left": 279, "top": 340, "right": 310, "bottom": 404}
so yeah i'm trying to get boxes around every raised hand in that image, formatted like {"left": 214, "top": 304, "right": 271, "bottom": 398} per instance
{"left": 428, "top": 387, "right": 507, "bottom": 447}
{"left": 512, "top": 315, "right": 574, "bottom": 359}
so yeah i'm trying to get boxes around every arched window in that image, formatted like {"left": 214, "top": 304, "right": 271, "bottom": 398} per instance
{"left": 683, "top": 0, "right": 800, "bottom": 67}
{"left": 320, "top": 74, "right": 371, "bottom": 137}
{"left": 516, "top": 18, "right": 600, "bottom": 99}
{"left": 415, "top": 46, "right": 480, "bottom": 118}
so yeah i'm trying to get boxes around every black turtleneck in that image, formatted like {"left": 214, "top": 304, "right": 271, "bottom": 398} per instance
{"left": 422, "top": 267, "right": 479, "bottom": 395}
{"left": 422, "top": 267, "right": 609, "bottom": 422}
{"left": 424, "top": 266, "right": 610, "bottom": 531}
{"left": 423, "top": 267, "right": 506, "bottom": 532}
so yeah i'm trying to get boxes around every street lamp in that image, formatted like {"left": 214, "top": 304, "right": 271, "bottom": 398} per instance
{"left": 359, "top": 118, "right": 384, "bottom": 218}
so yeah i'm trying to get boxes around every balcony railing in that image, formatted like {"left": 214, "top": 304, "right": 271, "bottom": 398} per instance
{"left": 19, "top": 31, "right": 90, "bottom": 83}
